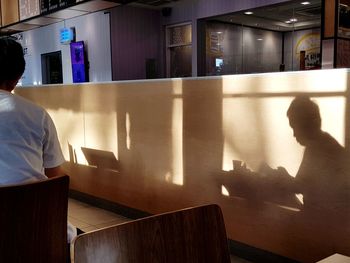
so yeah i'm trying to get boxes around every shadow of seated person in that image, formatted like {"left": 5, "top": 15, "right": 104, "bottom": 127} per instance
{"left": 220, "top": 161, "right": 301, "bottom": 208}
{"left": 277, "top": 96, "right": 350, "bottom": 222}
{"left": 220, "top": 96, "right": 350, "bottom": 256}
{"left": 221, "top": 96, "right": 350, "bottom": 216}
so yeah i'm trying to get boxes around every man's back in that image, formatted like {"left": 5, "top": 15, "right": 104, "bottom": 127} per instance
{"left": 297, "top": 131, "right": 349, "bottom": 211}
{"left": 0, "top": 90, "right": 64, "bottom": 184}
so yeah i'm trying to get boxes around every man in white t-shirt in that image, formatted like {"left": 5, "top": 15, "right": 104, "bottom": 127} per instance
{"left": 0, "top": 37, "right": 77, "bottom": 244}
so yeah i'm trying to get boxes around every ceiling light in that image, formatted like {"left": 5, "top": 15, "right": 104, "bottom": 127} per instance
{"left": 285, "top": 20, "right": 292, "bottom": 24}
{"left": 257, "top": 38, "right": 263, "bottom": 41}
{"left": 301, "top": 1, "right": 311, "bottom": 5}
{"left": 290, "top": 18, "right": 298, "bottom": 22}
{"left": 244, "top": 11, "right": 253, "bottom": 15}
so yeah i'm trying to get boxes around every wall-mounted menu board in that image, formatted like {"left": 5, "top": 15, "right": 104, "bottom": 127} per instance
{"left": 40, "top": 0, "right": 49, "bottom": 13}
{"left": 49, "top": 0, "right": 59, "bottom": 11}
{"left": 40, "top": 0, "right": 59, "bottom": 13}
{"left": 41, "top": 0, "right": 79, "bottom": 13}
{"left": 59, "top": 0, "right": 78, "bottom": 8}
{"left": 20, "top": 0, "right": 40, "bottom": 20}
{"left": 59, "top": 0, "right": 67, "bottom": 8}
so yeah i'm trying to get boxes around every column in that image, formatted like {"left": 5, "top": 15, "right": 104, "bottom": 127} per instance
{"left": 322, "top": 0, "right": 350, "bottom": 68}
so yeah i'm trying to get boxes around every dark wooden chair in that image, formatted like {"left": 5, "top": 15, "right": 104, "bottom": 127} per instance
{"left": 0, "top": 175, "right": 69, "bottom": 263}
{"left": 71, "top": 204, "right": 230, "bottom": 263}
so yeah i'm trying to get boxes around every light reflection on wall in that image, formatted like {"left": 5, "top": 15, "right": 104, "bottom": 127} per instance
{"left": 126, "top": 112, "right": 131, "bottom": 150}
{"left": 258, "top": 97, "right": 304, "bottom": 176}
{"left": 222, "top": 98, "right": 266, "bottom": 171}
{"left": 83, "top": 111, "right": 118, "bottom": 154}
{"left": 222, "top": 69, "right": 348, "bottom": 94}
{"left": 46, "top": 108, "right": 85, "bottom": 163}
{"left": 300, "top": 69, "right": 348, "bottom": 92}
{"left": 317, "top": 97, "right": 346, "bottom": 146}
{"left": 221, "top": 185, "right": 229, "bottom": 196}
{"left": 170, "top": 83, "right": 183, "bottom": 185}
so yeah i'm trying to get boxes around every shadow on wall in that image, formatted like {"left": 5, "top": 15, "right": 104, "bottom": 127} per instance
{"left": 221, "top": 96, "right": 350, "bottom": 212}
{"left": 218, "top": 95, "right": 350, "bottom": 261}
{"left": 16, "top": 71, "right": 350, "bottom": 262}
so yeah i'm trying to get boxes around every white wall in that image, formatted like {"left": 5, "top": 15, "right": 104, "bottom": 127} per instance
{"left": 17, "top": 10, "right": 112, "bottom": 86}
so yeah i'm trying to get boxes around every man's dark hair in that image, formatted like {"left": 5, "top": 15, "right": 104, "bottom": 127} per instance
{"left": 0, "top": 37, "right": 25, "bottom": 84}
{"left": 287, "top": 95, "right": 321, "bottom": 130}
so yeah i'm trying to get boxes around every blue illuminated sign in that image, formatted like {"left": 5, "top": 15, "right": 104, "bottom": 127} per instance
{"left": 60, "top": 27, "right": 75, "bottom": 44}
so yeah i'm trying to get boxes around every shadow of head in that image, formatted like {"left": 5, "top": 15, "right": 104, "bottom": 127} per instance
{"left": 287, "top": 95, "right": 321, "bottom": 146}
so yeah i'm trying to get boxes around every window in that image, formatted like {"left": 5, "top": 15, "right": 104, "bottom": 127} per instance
{"left": 166, "top": 23, "right": 192, "bottom": 78}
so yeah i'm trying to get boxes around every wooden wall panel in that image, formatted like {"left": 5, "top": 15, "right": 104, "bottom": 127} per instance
{"left": 1, "top": 0, "right": 19, "bottom": 26}
{"left": 324, "top": 0, "right": 336, "bottom": 38}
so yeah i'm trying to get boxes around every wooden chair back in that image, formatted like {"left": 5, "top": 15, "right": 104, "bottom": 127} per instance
{"left": 71, "top": 204, "right": 230, "bottom": 263}
{"left": 0, "top": 175, "right": 69, "bottom": 263}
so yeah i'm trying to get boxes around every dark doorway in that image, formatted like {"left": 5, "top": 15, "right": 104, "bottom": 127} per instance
{"left": 41, "top": 51, "right": 63, "bottom": 84}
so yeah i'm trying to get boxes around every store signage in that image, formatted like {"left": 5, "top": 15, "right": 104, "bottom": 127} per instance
{"left": 60, "top": 27, "right": 75, "bottom": 44}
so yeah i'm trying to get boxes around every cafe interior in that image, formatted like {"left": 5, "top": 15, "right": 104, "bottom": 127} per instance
{"left": 1, "top": 0, "right": 350, "bottom": 262}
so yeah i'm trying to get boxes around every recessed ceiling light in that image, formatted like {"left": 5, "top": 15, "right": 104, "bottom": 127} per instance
{"left": 244, "top": 11, "right": 253, "bottom": 15}
{"left": 301, "top": 1, "right": 311, "bottom": 5}
{"left": 257, "top": 38, "right": 263, "bottom": 41}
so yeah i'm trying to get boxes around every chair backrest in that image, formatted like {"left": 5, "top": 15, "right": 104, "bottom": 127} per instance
{"left": 0, "top": 175, "right": 69, "bottom": 263}
{"left": 71, "top": 204, "right": 230, "bottom": 263}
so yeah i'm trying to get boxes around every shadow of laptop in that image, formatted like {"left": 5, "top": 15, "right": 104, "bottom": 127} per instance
{"left": 81, "top": 147, "right": 119, "bottom": 171}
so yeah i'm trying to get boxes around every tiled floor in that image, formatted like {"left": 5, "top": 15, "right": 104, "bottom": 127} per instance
{"left": 68, "top": 198, "right": 131, "bottom": 233}
{"left": 68, "top": 198, "right": 252, "bottom": 263}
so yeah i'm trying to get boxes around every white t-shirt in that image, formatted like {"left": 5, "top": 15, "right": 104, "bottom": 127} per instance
{"left": 0, "top": 90, "right": 76, "bottom": 242}
{"left": 0, "top": 90, "right": 65, "bottom": 184}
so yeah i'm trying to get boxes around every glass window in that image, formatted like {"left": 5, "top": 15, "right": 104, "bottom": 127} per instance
{"left": 166, "top": 23, "right": 192, "bottom": 78}
{"left": 200, "top": 0, "right": 321, "bottom": 76}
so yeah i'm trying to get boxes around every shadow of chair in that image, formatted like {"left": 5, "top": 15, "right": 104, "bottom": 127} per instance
{"left": 0, "top": 175, "right": 70, "bottom": 263}
{"left": 71, "top": 204, "right": 230, "bottom": 263}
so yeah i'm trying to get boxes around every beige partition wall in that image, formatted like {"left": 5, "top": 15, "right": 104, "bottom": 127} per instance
{"left": 1, "top": 0, "right": 19, "bottom": 26}
{"left": 16, "top": 69, "right": 350, "bottom": 262}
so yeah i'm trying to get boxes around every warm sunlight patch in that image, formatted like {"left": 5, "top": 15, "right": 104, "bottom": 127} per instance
{"left": 295, "top": 194, "right": 304, "bottom": 205}
{"left": 171, "top": 94, "right": 183, "bottom": 185}
{"left": 221, "top": 185, "right": 229, "bottom": 196}
{"left": 126, "top": 112, "right": 131, "bottom": 150}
